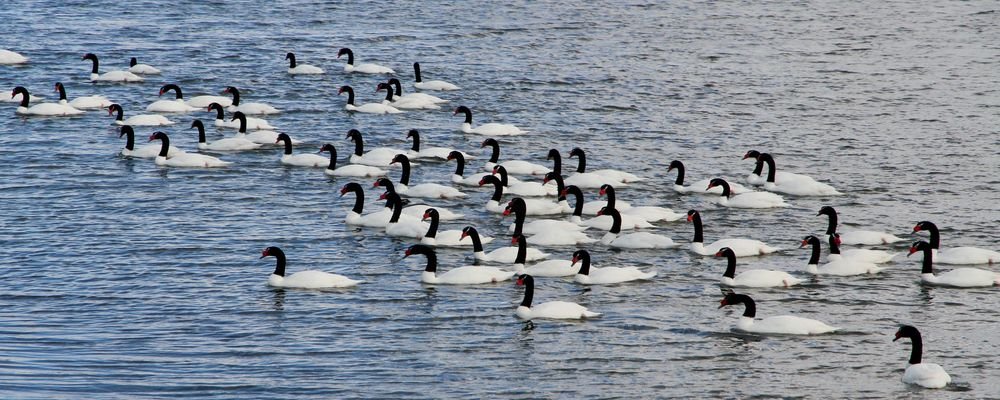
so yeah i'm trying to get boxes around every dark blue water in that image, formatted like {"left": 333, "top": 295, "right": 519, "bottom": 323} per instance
{"left": 1, "top": 1, "right": 998, "bottom": 398}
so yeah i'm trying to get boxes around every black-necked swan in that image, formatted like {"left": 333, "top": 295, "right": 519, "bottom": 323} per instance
{"left": 421, "top": 208, "right": 492, "bottom": 247}
{"left": 569, "top": 147, "right": 643, "bottom": 183}
{"left": 208, "top": 102, "right": 272, "bottom": 130}
{"left": 412, "top": 62, "right": 460, "bottom": 91}
{"left": 11, "top": 86, "right": 83, "bottom": 116}
{"left": 718, "top": 293, "right": 838, "bottom": 335}
{"left": 668, "top": 160, "right": 749, "bottom": 195}
{"left": 82, "top": 53, "right": 143, "bottom": 82}
{"left": 387, "top": 78, "right": 447, "bottom": 104}
{"left": 481, "top": 176, "right": 561, "bottom": 215}
{"left": 510, "top": 234, "right": 577, "bottom": 277}
{"left": 504, "top": 198, "right": 595, "bottom": 246}
{"left": 706, "top": 178, "right": 788, "bottom": 209}
{"left": 338, "top": 85, "right": 401, "bottom": 114}
{"left": 515, "top": 274, "right": 600, "bottom": 320}
{"left": 481, "top": 138, "right": 548, "bottom": 174}
{"left": 715, "top": 247, "right": 801, "bottom": 288}
{"left": 818, "top": 206, "right": 902, "bottom": 245}
{"left": 561, "top": 184, "right": 646, "bottom": 231}
{"left": 447, "top": 151, "right": 486, "bottom": 186}
{"left": 337, "top": 47, "right": 395, "bottom": 74}
{"left": 908, "top": 241, "right": 999, "bottom": 287}
{"left": 275, "top": 133, "right": 326, "bottom": 167}
{"left": 800, "top": 235, "right": 883, "bottom": 276}
{"left": 54, "top": 82, "right": 111, "bottom": 110}
{"left": 375, "top": 179, "right": 465, "bottom": 221}
{"left": 146, "top": 84, "right": 198, "bottom": 113}
{"left": 597, "top": 207, "right": 677, "bottom": 249}
{"left": 543, "top": 172, "right": 632, "bottom": 219}
{"left": 913, "top": 221, "right": 999, "bottom": 265}
{"left": 231, "top": 111, "right": 290, "bottom": 145}
{"left": 742, "top": 150, "right": 817, "bottom": 186}
{"left": 572, "top": 249, "right": 656, "bottom": 285}
{"left": 686, "top": 210, "right": 778, "bottom": 257}
{"left": 493, "top": 166, "right": 557, "bottom": 197}
{"left": 504, "top": 189, "right": 588, "bottom": 235}
{"left": 189, "top": 93, "right": 233, "bottom": 110}
{"left": 377, "top": 82, "right": 439, "bottom": 110}
{"left": 893, "top": 325, "right": 952, "bottom": 389}
{"left": 320, "top": 144, "right": 387, "bottom": 177}
{"left": 404, "top": 244, "right": 515, "bottom": 284}
{"left": 147, "top": 131, "right": 230, "bottom": 168}
{"left": 454, "top": 106, "right": 527, "bottom": 136}
{"left": 406, "top": 129, "right": 469, "bottom": 161}
{"left": 223, "top": 86, "right": 280, "bottom": 114}
{"left": 108, "top": 103, "right": 174, "bottom": 126}
{"left": 285, "top": 52, "right": 324, "bottom": 74}
{"left": 552, "top": 148, "right": 621, "bottom": 188}
{"left": 261, "top": 246, "right": 361, "bottom": 288}
{"left": 128, "top": 57, "right": 161, "bottom": 74}
{"left": 385, "top": 155, "right": 467, "bottom": 199}
{"left": 191, "top": 119, "right": 261, "bottom": 151}
{"left": 0, "top": 49, "right": 28, "bottom": 64}
{"left": 759, "top": 153, "right": 841, "bottom": 196}
{"left": 827, "top": 233, "right": 896, "bottom": 264}
{"left": 346, "top": 129, "right": 404, "bottom": 167}
{"left": 599, "top": 184, "right": 681, "bottom": 222}
{"left": 462, "top": 226, "right": 548, "bottom": 263}
{"left": 381, "top": 192, "right": 429, "bottom": 239}
{"left": 338, "top": 182, "right": 398, "bottom": 227}
{"left": 119, "top": 125, "right": 181, "bottom": 158}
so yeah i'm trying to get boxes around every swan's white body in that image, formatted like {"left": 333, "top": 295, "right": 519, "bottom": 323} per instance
{"left": 572, "top": 214, "right": 651, "bottom": 231}
{"left": 508, "top": 219, "right": 588, "bottom": 235}
{"left": 216, "top": 115, "right": 273, "bottom": 130}
{"left": 17, "top": 102, "right": 84, "bottom": 116}
{"left": 513, "top": 260, "right": 578, "bottom": 277}
{"left": 591, "top": 169, "right": 643, "bottom": 183}
{"left": 189, "top": 96, "right": 233, "bottom": 108}
{"left": 621, "top": 206, "right": 683, "bottom": 222}
{"left": 346, "top": 102, "right": 403, "bottom": 114}
{"left": 146, "top": 98, "right": 198, "bottom": 113}
{"left": 395, "top": 183, "right": 467, "bottom": 199}
{"left": 344, "top": 63, "right": 395, "bottom": 74}
{"left": 504, "top": 181, "right": 557, "bottom": 197}
{"left": 453, "top": 173, "right": 487, "bottom": 186}
{"left": 0, "top": 49, "right": 28, "bottom": 64}
{"left": 806, "top": 259, "right": 883, "bottom": 276}
{"left": 691, "top": 240, "right": 778, "bottom": 257}
{"left": 115, "top": 114, "right": 175, "bottom": 126}
{"left": 415, "top": 80, "right": 460, "bottom": 91}
{"left": 61, "top": 96, "right": 112, "bottom": 110}
{"left": 838, "top": 230, "right": 903, "bottom": 245}
{"left": 228, "top": 102, "right": 280, "bottom": 115}
{"left": 268, "top": 271, "right": 361, "bottom": 288}
{"left": 350, "top": 148, "right": 405, "bottom": 167}
{"left": 421, "top": 231, "right": 493, "bottom": 247}
{"left": 288, "top": 64, "right": 325, "bottom": 75}
{"left": 575, "top": 266, "right": 657, "bottom": 285}
{"left": 516, "top": 302, "right": 600, "bottom": 320}
{"left": 401, "top": 205, "right": 462, "bottom": 220}
{"left": 325, "top": 164, "right": 387, "bottom": 178}
{"left": 421, "top": 267, "right": 514, "bottom": 285}
{"left": 281, "top": 153, "right": 328, "bottom": 167}
{"left": 198, "top": 137, "right": 262, "bottom": 151}
{"left": 475, "top": 247, "right": 548, "bottom": 263}
{"left": 902, "top": 363, "right": 952, "bottom": 389}
{"left": 128, "top": 63, "right": 161, "bottom": 75}
{"left": 581, "top": 200, "right": 633, "bottom": 216}
{"left": 345, "top": 209, "right": 428, "bottom": 228}
{"left": 509, "top": 198, "right": 566, "bottom": 216}
{"left": 564, "top": 172, "right": 623, "bottom": 189}
{"left": 601, "top": 232, "right": 678, "bottom": 249}
{"left": 461, "top": 122, "right": 526, "bottom": 136}
{"left": 733, "top": 315, "right": 838, "bottom": 335}
{"left": 722, "top": 270, "right": 802, "bottom": 288}
{"left": 746, "top": 170, "right": 816, "bottom": 186}
{"left": 525, "top": 230, "right": 596, "bottom": 246}
{"left": 921, "top": 269, "right": 999, "bottom": 287}
{"left": 763, "top": 180, "right": 842, "bottom": 196}
{"left": 237, "top": 130, "right": 300, "bottom": 145}
{"left": 122, "top": 144, "right": 182, "bottom": 159}
{"left": 483, "top": 160, "right": 549, "bottom": 175}
{"left": 91, "top": 70, "right": 144, "bottom": 82}
{"left": 715, "top": 191, "right": 788, "bottom": 209}
{"left": 933, "top": 247, "right": 1000, "bottom": 265}
{"left": 828, "top": 250, "right": 896, "bottom": 264}
{"left": 386, "top": 97, "right": 441, "bottom": 110}
{"left": 410, "top": 147, "right": 468, "bottom": 161}
{"left": 385, "top": 219, "right": 430, "bottom": 240}
{"left": 154, "top": 153, "right": 230, "bottom": 168}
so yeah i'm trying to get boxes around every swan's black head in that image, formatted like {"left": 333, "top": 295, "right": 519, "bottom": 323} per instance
{"left": 714, "top": 247, "right": 735, "bottom": 258}
{"left": 285, "top": 52, "right": 294, "bottom": 60}
{"left": 569, "top": 147, "right": 584, "bottom": 158}
{"left": 130, "top": 57, "right": 138, "bottom": 67}
{"left": 598, "top": 184, "right": 613, "bottom": 197}
{"left": 54, "top": 82, "right": 63, "bottom": 91}
{"left": 390, "top": 154, "right": 409, "bottom": 165}
{"left": 478, "top": 175, "right": 499, "bottom": 187}
{"left": 686, "top": 209, "right": 699, "bottom": 222}
{"left": 742, "top": 150, "right": 760, "bottom": 160}
{"left": 546, "top": 149, "right": 560, "bottom": 160}
{"left": 230, "top": 111, "right": 247, "bottom": 122}
{"left": 107, "top": 103, "right": 122, "bottom": 115}
{"left": 515, "top": 274, "right": 533, "bottom": 286}
{"left": 11, "top": 86, "right": 28, "bottom": 98}
{"left": 338, "top": 85, "right": 353, "bottom": 95}
{"left": 571, "top": 249, "right": 589, "bottom": 265}
{"left": 148, "top": 131, "right": 168, "bottom": 142}
{"left": 388, "top": 78, "right": 402, "bottom": 86}
{"left": 817, "top": 205, "right": 837, "bottom": 217}
{"left": 459, "top": 226, "right": 477, "bottom": 241}
{"left": 275, "top": 133, "right": 291, "bottom": 144}
{"left": 894, "top": 325, "right": 920, "bottom": 342}
{"left": 800, "top": 235, "right": 820, "bottom": 248}
{"left": 207, "top": 102, "right": 223, "bottom": 112}
{"left": 422, "top": 208, "right": 438, "bottom": 221}
{"left": 339, "top": 182, "right": 361, "bottom": 197}
{"left": 446, "top": 150, "right": 462, "bottom": 161}
{"left": 82, "top": 53, "right": 97, "bottom": 61}
{"left": 492, "top": 165, "right": 506, "bottom": 175}
{"left": 542, "top": 171, "right": 560, "bottom": 185}
{"left": 190, "top": 120, "right": 204, "bottom": 130}
{"left": 224, "top": 86, "right": 238, "bottom": 95}
{"left": 511, "top": 233, "right": 525, "bottom": 246}
{"left": 454, "top": 105, "right": 471, "bottom": 116}
{"left": 596, "top": 206, "right": 616, "bottom": 217}
{"left": 403, "top": 244, "right": 433, "bottom": 258}
{"left": 908, "top": 240, "right": 932, "bottom": 256}
{"left": 373, "top": 177, "right": 393, "bottom": 188}
{"left": 913, "top": 221, "right": 935, "bottom": 233}
{"left": 118, "top": 125, "right": 134, "bottom": 138}
{"left": 706, "top": 178, "right": 728, "bottom": 190}
{"left": 337, "top": 48, "right": 351, "bottom": 58}
{"left": 320, "top": 143, "right": 336, "bottom": 153}
{"left": 346, "top": 129, "right": 361, "bottom": 140}
{"left": 260, "top": 246, "right": 282, "bottom": 259}
{"left": 376, "top": 82, "right": 391, "bottom": 92}
{"left": 718, "top": 293, "right": 748, "bottom": 309}
{"left": 406, "top": 129, "right": 419, "bottom": 139}
{"left": 667, "top": 160, "right": 683, "bottom": 171}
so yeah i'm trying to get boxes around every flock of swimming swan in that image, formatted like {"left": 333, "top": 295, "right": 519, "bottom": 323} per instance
{"left": 4, "top": 46, "right": 997, "bottom": 390}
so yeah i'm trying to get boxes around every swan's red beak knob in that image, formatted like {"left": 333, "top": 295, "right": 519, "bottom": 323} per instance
{"left": 502, "top": 208, "right": 511, "bottom": 216}
{"left": 686, "top": 214, "right": 694, "bottom": 222}
{"left": 893, "top": 332, "right": 903, "bottom": 342}
{"left": 403, "top": 249, "right": 412, "bottom": 257}
{"left": 799, "top": 240, "right": 809, "bottom": 248}
{"left": 912, "top": 225, "right": 922, "bottom": 233}
{"left": 571, "top": 256, "right": 579, "bottom": 265}
{"left": 422, "top": 212, "right": 431, "bottom": 221}
{"left": 477, "top": 178, "right": 487, "bottom": 186}
{"left": 718, "top": 298, "right": 728, "bottom": 309}
{"left": 260, "top": 249, "right": 269, "bottom": 258}
{"left": 714, "top": 250, "right": 724, "bottom": 257}
{"left": 510, "top": 236, "right": 518, "bottom": 245}
{"left": 515, "top": 276, "right": 525, "bottom": 286}
{"left": 598, "top": 188, "right": 607, "bottom": 197}
{"left": 907, "top": 247, "right": 918, "bottom": 256}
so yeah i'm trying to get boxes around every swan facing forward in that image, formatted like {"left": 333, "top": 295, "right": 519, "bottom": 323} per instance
{"left": 718, "top": 293, "right": 838, "bottom": 335}
{"left": 261, "top": 247, "right": 361, "bottom": 288}
{"left": 515, "top": 275, "right": 600, "bottom": 320}
{"left": 893, "top": 325, "right": 952, "bottom": 389}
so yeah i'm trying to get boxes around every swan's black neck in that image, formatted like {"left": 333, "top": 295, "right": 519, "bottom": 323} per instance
{"left": 86, "top": 54, "right": 99, "bottom": 73}
{"left": 466, "top": 229, "right": 484, "bottom": 252}
{"left": 571, "top": 149, "right": 587, "bottom": 173}
{"left": 156, "top": 134, "right": 170, "bottom": 158}
{"left": 413, "top": 62, "right": 423, "bottom": 83}
{"left": 822, "top": 208, "right": 839, "bottom": 235}
{"left": 408, "top": 130, "right": 420, "bottom": 151}
{"left": 388, "top": 193, "right": 403, "bottom": 223}
{"left": 519, "top": 276, "right": 534, "bottom": 308}
{"left": 918, "top": 245, "right": 934, "bottom": 274}
{"left": 350, "top": 131, "right": 364, "bottom": 156}
{"left": 382, "top": 84, "right": 395, "bottom": 102}
{"left": 226, "top": 87, "right": 241, "bottom": 106}
{"left": 451, "top": 153, "right": 466, "bottom": 176}
{"left": 286, "top": 53, "right": 296, "bottom": 68}
{"left": 325, "top": 146, "right": 339, "bottom": 170}
{"left": 345, "top": 184, "right": 364, "bottom": 214}
{"left": 510, "top": 201, "right": 526, "bottom": 236}
{"left": 122, "top": 126, "right": 135, "bottom": 150}
{"left": 130, "top": 57, "right": 138, "bottom": 68}
{"left": 270, "top": 248, "right": 287, "bottom": 277}
{"left": 565, "top": 185, "right": 584, "bottom": 217}
{"left": 690, "top": 211, "right": 704, "bottom": 244}
{"left": 752, "top": 158, "right": 764, "bottom": 176}
{"left": 721, "top": 251, "right": 737, "bottom": 279}
{"left": 495, "top": 166, "right": 509, "bottom": 186}
{"left": 161, "top": 84, "right": 182, "bottom": 99}
{"left": 395, "top": 156, "right": 411, "bottom": 186}
{"left": 340, "top": 48, "right": 355, "bottom": 65}
{"left": 193, "top": 121, "right": 207, "bottom": 144}
{"left": 715, "top": 180, "right": 732, "bottom": 198}
{"left": 485, "top": 176, "right": 504, "bottom": 202}
{"left": 459, "top": 107, "right": 473, "bottom": 124}
{"left": 389, "top": 79, "right": 403, "bottom": 97}
{"left": 906, "top": 332, "right": 924, "bottom": 365}
{"left": 546, "top": 173, "right": 566, "bottom": 202}
{"left": 828, "top": 234, "right": 841, "bottom": 255}
{"left": 514, "top": 236, "right": 527, "bottom": 264}
{"left": 55, "top": 83, "right": 67, "bottom": 101}
{"left": 548, "top": 149, "right": 562, "bottom": 176}
{"left": 807, "top": 237, "right": 821, "bottom": 265}
{"left": 234, "top": 112, "right": 248, "bottom": 133}
{"left": 601, "top": 186, "right": 617, "bottom": 210}
{"left": 342, "top": 86, "right": 355, "bottom": 105}
{"left": 670, "top": 161, "right": 686, "bottom": 185}
{"left": 575, "top": 251, "right": 592, "bottom": 276}
{"left": 606, "top": 208, "right": 622, "bottom": 234}
{"left": 760, "top": 154, "right": 777, "bottom": 183}
{"left": 421, "top": 210, "right": 438, "bottom": 239}
{"left": 734, "top": 294, "right": 756, "bottom": 318}
{"left": 484, "top": 139, "right": 499, "bottom": 163}
{"left": 210, "top": 103, "right": 225, "bottom": 120}
{"left": 280, "top": 136, "right": 293, "bottom": 155}
{"left": 13, "top": 87, "right": 29, "bottom": 108}
{"left": 919, "top": 222, "right": 941, "bottom": 249}
{"left": 111, "top": 104, "right": 124, "bottom": 121}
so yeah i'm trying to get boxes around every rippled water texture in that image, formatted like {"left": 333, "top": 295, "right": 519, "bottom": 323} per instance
{"left": 1, "top": 0, "right": 998, "bottom": 398}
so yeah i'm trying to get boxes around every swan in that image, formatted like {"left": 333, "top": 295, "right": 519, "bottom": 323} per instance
{"left": 543, "top": 172, "right": 634, "bottom": 218}
{"left": 338, "top": 182, "right": 403, "bottom": 227}
{"left": 504, "top": 192, "right": 590, "bottom": 235}
{"left": 462, "top": 226, "right": 548, "bottom": 263}
{"left": 337, "top": 47, "right": 395, "bottom": 74}
{"left": 913, "top": 221, "right": 999, "bottom": 265}
{"left": 128, "top": 57, "right": 161, "bottom": 74}
{"left": 827, "top": 233, "right": 896, "bottom": 264}
{"left": 11, "top": 86, "right": 83, "bottom": 116}
{"left": 560, "top": 184, "right": 648, "bottom": 231}
{"left": 515, "top": 275, "right": 600, "bottom": 320}
{"left": 383, "top": 155, "right": 467, "bottom": 199}
{"left": 481, "top": 139, "right": 549, "bottom": 175}
{"left": 504, "top": 198, "right": 595, "bottom": 246}
{"left": 108, "top": 103, "right": 174, "bottom": 126}
{"left": 909, "top": 241, "right": 999, "bottom": 287}
{"left": 893, "top": 325, "right": 952, "bottom": 389}
{"left": 801, "top": 235, "right": 883, "bottom": 276}
{"left": 338, "top": 85, "right": 402, "bottom": 114}
{"left": 599, "top": 184, "right": 681, "bottom": 222}
{"left": 447, "top": 151, "right": 486, "bottom": 186}
{"left": 382, "top": 192, "right": 429, "bottom": 239}
{"left": 597, "top": 207, "right": 678, "bottom": 249}
{"left": 376, "top": 180, "right": 465, "bottom": 221}
{"left": 481, "top": 176, "right": 561, "bottom": 215}
{"left": 687, "top": 210, "right": 778, "bottom": 257}
{"left": 406, "top": 129, "right": 469, "bottom": 161}
{"left": 285, "top": 52, "right": 324, "bottom": 74}
{"left": 568, "top": 147, "right": 643, "bottom": 183}
{"left": 818, "top": 206, "right": 902, "bottom": 245}
{"left": 412, "top": 62, "right": 460, "bottom": 91}
{"left": 148, "top": 132, "right": 231, "bottom": 168}
{"left": 231, "top": 112, "right": 292, "bottom": 145}
{"left": 207, "top": 102, "right": 272, "bottom": 130}
{"left": 82, "top": 53, "right": 143, "bottom": 82}
{"left": 387, "top": 78, "right": 447, "bottom": 104}
{"left": 668, "top": 160, "right": 749, "bottom": 195}
{"left": 189, "top": 94, "right": 233, "bottom": 109}
{"left": 54, "top": 82, "right": 112, "bottom": 109}
{"left": 191, "top": 119, "right": 261, "bottom": 151}
{"left": 404, "top": 245, "right": 515, "bottom": 285}
{"left": 345, "top": 129, "right": 404, "bottom": 167}
{"left": 0, "top": 49, "right": 28, "bottom": 64}
{"left": 275, "top": 134, "right": 326, "bottom": 167}
{"left": 546, "top": 148, "right": 618, "bottom": 190}
{"left": 377, "top": 82, "right": 440, "bottom": 110}
{"left": 718, "top": 293, "right": 838, "bottom": 335}
{"left": 707, "top": 178, "right": 788, "bottom": 209}
{"left": 421, "top": 208, "right": 492, "bottom": 247}
{"left": 454, "top": 106, "right": 527, "bottom": 136}
{"left": 146, "top": 84, "right": 198, "bottom": 113}
{"left": 260, "top": 246, "right": 361, "bottom": 288}
{"left": 493, "top": 166, "right": 557, "bottom": 197}
{"left": 715, "top": 247, "right": 802, "bottom": 288}
{"left": 509, "top": 235, "right": 578, "bottom": 277}
{"left": 758, "top": 154, "right": 841, "bottom": 196}
{"left": 119, "top": 125, "right": 181, "bottom": 158}
{"left": 224, "top": 86, "right": 280, "bottom": 114}
{"left": 320, "top": 144, "right": 387, "bottom": 177}
{"left": 572, "top": 249, "right": 657, "bottom": 285}
{"left": 742, "top": 150, "right": 817, "bottom": 186}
